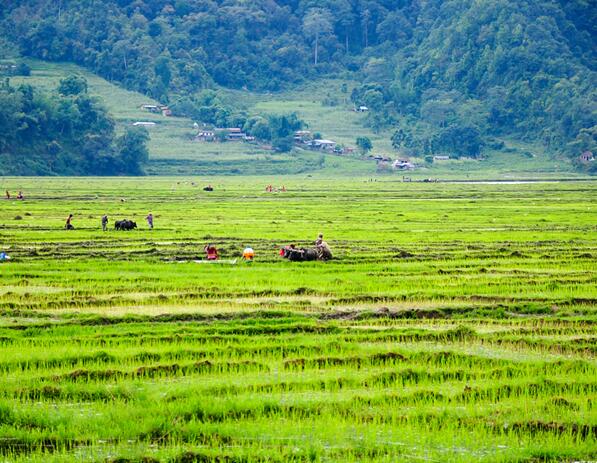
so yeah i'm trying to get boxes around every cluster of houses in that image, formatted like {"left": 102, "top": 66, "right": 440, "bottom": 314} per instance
{"left": 130, "top": 103, "right": 173, "bottom": 128}
{"left": 195, "top": 127, "right": 255, "bottom": 142}
{"left": 140, "top": 104, "right": 172, "bottom": 117}
{"left": 0, "top": 63, "right": 17, "bottom": 73}
{"left": 580, "top": 151, "right": 594, "bottom": 163}
{"left": 293, "top": 131, "right": 355, "bottom": 155}
{"left": 190, "top": 124, "right": 418, "bottom": 171}
{"left": 392, "top": 159, "right": 415, "bottom": 170}
{"left": 295, "top": 130, "right": 416, "bottom": 170}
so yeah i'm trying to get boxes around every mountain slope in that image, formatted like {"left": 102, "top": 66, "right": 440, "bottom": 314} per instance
{"left": 0, "top": 0, "right": 595, "bottom": 173}
{"left": 6, "top": 59, "right": 378, "bottom": 176}
{"left": 376, "top": 0, "right": 596, "bottom": 161}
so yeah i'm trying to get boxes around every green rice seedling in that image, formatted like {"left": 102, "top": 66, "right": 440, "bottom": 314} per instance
{"left": 0, "top": 178, "right": 595, "bottom": 461}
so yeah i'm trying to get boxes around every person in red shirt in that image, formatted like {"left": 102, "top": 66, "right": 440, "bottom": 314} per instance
{"left": 204, "top": 244, "right": 219, "bottom": 260}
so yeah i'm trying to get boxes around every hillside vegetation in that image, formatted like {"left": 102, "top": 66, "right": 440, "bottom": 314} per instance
{"left": 6, "top": 60, "right": 381, "bottom": 176}
{"left": 0, "top": 0, "right": 595, "bottom": 175}
{"left": 0, "top": 74, "right": 148, "bottom": 175}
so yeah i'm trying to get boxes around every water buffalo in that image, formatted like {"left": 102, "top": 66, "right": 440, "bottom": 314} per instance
{"left": 283, "top": 247, "right": 319, "bottom": 262}
{"left": 115, "top": 219, "right": 137, "bottom": 231}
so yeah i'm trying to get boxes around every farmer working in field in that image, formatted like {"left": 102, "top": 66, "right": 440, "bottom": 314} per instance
{"left": 242, "top": 246, "right": 255, "bottom": 262}
{"left": 101, "top": 214, "right": 108, "bottom": 231}
{"left": 65, "top": 214, "right": 74, "bottom": 230}
{"left": 279, "top": 243, "right": 296, "bottom": 256}
{"left": 315, "top": 233, "right": 332, "bottom": 260}
{"left": 315, "top": 233, "right": 324, "bottom": 246}
{"left": 146, "top": 213, "right": 153, "bottom": 229}
{"left": 204, "top": 244, "right": 219, "bottom": 260}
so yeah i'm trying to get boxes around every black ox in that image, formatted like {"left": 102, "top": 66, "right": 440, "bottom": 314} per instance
{"left": 115, "top": 219, "right": 137, "bottom": 231}
{"left": 282, "top": 247, "right": 332, "bottom": 262}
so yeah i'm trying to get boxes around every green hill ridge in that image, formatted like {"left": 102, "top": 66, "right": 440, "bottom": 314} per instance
{"left": 0, "top": 0, "right": 595, "bottom": 175}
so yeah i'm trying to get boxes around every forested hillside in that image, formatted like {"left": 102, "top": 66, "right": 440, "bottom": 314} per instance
{"left": 0, "top": 0, "right": 595, "bottom": 173}
{"left": 0, "top": 76, "right": 149, "bottom": 175}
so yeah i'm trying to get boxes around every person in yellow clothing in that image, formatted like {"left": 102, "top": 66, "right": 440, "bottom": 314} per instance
{"left": 242, "top": 246, "right": 255, "bottom": 262}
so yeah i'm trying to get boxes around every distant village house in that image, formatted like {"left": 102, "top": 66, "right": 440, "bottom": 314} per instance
{"left": 219, "top": 127, "right": 247, "bottom": 141}
{"left": 293, "top": 130, "right": 312, "bottom": 143}
{"left": 311, "top": 139, "right": 337, "bottom": 152}
{"left": 393, "top": 159, "right": 415, "bottom": 170}
{"left": 579, "top": 151, "right": 594, "bottom": 162}
{"left": 133, "top": 121, "right": 156, "bottom": 127}
{"left": 433, "top": 155, "right": 450, "bottom": 161}
{"left": 293, "top": 131, "right": 356, "bottom": 155}
{"left": 0, "top": 63, "right": 17, "bottom": 73}
{"left": 140, "top": 104, "right": 171, "bottom": 117}
{"left": 194, "top": 126, "right": 254, "bottom": 143}
{"left": 195, "top": 130, "right": 215, "bottom": 142}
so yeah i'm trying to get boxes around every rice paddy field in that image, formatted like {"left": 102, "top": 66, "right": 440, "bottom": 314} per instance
{"left": 0, "top": 177, "right": 596, "bottom": 462}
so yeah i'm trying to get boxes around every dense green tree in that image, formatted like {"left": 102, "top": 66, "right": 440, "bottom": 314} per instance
{"left": 356, "top": 136, "right": 372, "bottom": 154}
{"left": 154, "top": 55, "right": 172, "bottom": 88}
{"left": 272, "top": 135, "right": 294, "bottom": 152}
{"left": 0, "top": 80, "right": 149, "bottom": 175}
{"left": 303, "top": 8, "right": 334, "bottom": 65}
{"left": 58, "top": 75, "right": 88, "bottom": 96}
{"left": 246, "top": 118, "right": 272, "bottom": 141}
{"left": 116, "top": 126, "right": 150, "bottom": 175}
{"left": 15, "top": 63, "right": 31, "bottom": 76}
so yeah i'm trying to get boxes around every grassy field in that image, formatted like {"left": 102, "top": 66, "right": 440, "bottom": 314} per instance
{"left": 0, "top": 177, "right": 595, "bottom": 462}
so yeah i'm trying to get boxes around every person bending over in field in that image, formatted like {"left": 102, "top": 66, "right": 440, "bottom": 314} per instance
{"left": 279, "top": 244, "right": 296, "bottom": 257}
{"left": 65, "top": 214, "right": 74, "bottom": 230}
{"left": 204, "top": 244, "right": 219, "bottom": 260}
{"left": 242, "top": 246, "right": 255, "bottom": 262}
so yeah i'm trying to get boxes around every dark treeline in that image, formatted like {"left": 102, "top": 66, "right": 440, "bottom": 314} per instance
{"left": 0, "top": 0, "right": 595, "bottom": 168}
{"left": 0, "top": 76, "right": 148, "bottom": 175}
{"left": 348, "top": 1, "right": 596, "bottom": 162}
{"left": 1, "top": 0, "right": 402, "bottom": 95}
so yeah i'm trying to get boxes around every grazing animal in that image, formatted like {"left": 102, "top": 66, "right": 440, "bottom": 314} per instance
{"left": 203, "top": 186, "right": 213, "bottom": 191}
{"left": 115, "top": 219, "right": 137, "bottom": 231}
